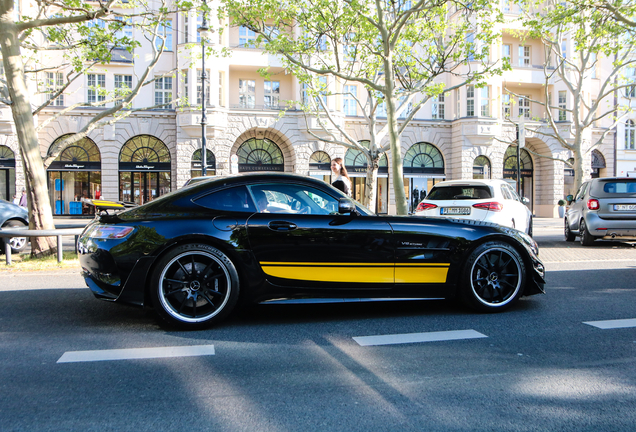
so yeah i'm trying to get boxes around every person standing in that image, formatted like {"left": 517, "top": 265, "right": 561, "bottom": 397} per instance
{"left": 330, "top": 157, "right": 351, "bottom": 196}
{"left": 19, "top": 189, "right": 27, "bottom": 208}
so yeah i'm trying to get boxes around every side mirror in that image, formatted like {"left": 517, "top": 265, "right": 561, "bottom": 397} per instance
{"left": 521, "top": 197, "right": 530, "bottom": 205}
{"left": 566, "top": 194, "right": 574, "bottom": 204}
{"left": 338, "top": 198, "right": 357, "bottom": 215}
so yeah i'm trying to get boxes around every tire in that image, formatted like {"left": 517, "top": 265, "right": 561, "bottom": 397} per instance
{"left": 460, "top": 241, "right": 526, "bottom": 312}
{"left": 150, "top": 243, "right": 240, "bottom": 330}
{"left": 1, "top": 220, "right": 28, "bottom": 253}
{"left": 564, "top": 218, "right": 575, "bottom": 242}
{"left": 579, "top": 219, "right": 596, "bottom": 246}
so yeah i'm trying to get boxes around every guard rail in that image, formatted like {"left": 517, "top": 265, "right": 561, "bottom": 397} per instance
{"left": 0, "top": 227, "right": 85, "bottom": 265}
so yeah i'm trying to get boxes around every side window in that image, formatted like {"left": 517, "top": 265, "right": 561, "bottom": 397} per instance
{"left": 249, "top": 184, "right": 339, "bottom": 214}
{"left": 193, "top": 185, "right": 256, "bottom": 212}
{"left": 575, "top": 183, "right": 588, "bottom": 201}
{"left": 506, "top": 185, "right": 521, "bottom": 201}
{"left": 500, "top": 185, "right": 512, "bottom": 200}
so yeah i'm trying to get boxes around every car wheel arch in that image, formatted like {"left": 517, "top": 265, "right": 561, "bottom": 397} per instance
{"left": 2, "top": 217, "right": 29, "bottom": 227}
{"left": 466, "top": 235, "right": 533, "bottom": 277}
{"left": 142, "top": 234, "right": 250, "bottom": 305}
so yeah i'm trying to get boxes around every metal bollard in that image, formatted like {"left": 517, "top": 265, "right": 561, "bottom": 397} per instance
{"left": 5, "top": 241, "right": 11, "bottom": 265}
{"left": 57, "top": 235, "right": 63, "bottom": 263}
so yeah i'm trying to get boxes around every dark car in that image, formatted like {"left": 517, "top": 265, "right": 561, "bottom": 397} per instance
{"left": 565, "top": 177, "right": 636, "bottom": 245}
{"left": 78, "top": 173, "right": 546, "bottom": 330}
{"left": 0, "top": 199, "right": 29, "bottom": 253}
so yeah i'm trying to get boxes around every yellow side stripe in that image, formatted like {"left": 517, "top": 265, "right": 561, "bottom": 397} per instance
{"left": 259, "top": 262, "right": 450, "bottom": 284}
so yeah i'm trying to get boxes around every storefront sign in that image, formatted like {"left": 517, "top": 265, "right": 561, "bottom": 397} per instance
{"left": 238, "top": 164, "right": 284, "bottom": 172}
{"left": 503, "top": 169, "right": 532, "bottom": 177}
{"left": 119, "top": 162, "right": 171, "bottom": 172}
{"left": 48, "top": 161, "right": 100, "bottom": 171}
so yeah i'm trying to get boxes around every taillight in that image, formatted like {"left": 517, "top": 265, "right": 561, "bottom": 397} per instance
{"left": 416, "top": 202, "right": 438, "bottom": 211}
{"left": 473, "top": 202, "right": 504, "bottom": 212}
{"left": 85, "top": 224, "right": 134, "bottom": 239}
{"left": 587, "top": 199, "right": 599, "bottom": 210}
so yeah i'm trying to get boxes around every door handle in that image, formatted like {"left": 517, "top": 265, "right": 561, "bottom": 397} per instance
{"left": 268, "top": 221, "right": 298, "bottom": 231}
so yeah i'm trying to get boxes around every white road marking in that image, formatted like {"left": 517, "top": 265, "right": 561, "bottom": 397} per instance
{"left": 57, "top": 344, "right": 215, "bottom": 363}
{"left": 353, "top": 329, "right": 488, "bottom": 346}
{"left": 583, "top": 319, "right": 636, "bottom": 329}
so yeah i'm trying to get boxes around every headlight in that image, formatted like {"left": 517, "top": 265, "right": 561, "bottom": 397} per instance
{"left": 84, "top": 224, "right": 134, "bottom": 239}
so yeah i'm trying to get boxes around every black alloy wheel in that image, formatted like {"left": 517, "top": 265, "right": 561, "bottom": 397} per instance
{"left": 461, "top": 242, "right": 526, "bottom": 312}
{"left": 150, "top": 244, "right": 239, "bottom": 329}
{"left": 579, "top": 219, "right": 596, "bottom": 246}
{"left": 564, "top": 218, "right": 575, "bottom": 242}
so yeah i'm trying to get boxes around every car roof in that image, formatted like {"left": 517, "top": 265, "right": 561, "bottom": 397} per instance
{"left": 431, "top": 179, "right": 508, "bottom": 187}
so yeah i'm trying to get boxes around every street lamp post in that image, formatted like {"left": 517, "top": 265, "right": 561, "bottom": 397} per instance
{"left": 199, "top": 6, "right": 209, "bottom": 176}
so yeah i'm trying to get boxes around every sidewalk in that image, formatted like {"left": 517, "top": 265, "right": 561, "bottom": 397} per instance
{"left": 533, "top": 217, "right": 563, "bottom": 229}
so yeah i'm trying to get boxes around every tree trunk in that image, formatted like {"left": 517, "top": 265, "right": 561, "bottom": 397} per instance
{"left": 0, "top": 9, "right": 57, "bottom": 256}
{"left": 364, "top": 160, "right": 378, "bottom": 212}
{"left": 383, "top": 60, "right": 408, "bottom": 215}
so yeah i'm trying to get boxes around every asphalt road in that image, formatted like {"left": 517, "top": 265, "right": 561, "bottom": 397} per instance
{"left": 0, "top": 222, "right": 635, "bottom": 431}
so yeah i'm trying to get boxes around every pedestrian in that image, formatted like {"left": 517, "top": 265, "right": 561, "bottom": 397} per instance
{"left": 330, "top": 157, "right": 351, "bottom": 196}
{"left": 19, "top": 189, "right": 27, "bottom": 208}
{"left": 12, "top": 194, "right": 19, "bottom": 205}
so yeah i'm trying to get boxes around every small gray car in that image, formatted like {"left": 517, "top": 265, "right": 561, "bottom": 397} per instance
{"left": 0, "top": 199, "right": 29, "bottom": 253}
{"left": 565, "top": 177, "right": 636, "bottom": 246}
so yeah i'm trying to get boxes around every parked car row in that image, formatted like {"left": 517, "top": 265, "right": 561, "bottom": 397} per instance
{"left": 414, "top": 179, "right": 533, "bottom": 236}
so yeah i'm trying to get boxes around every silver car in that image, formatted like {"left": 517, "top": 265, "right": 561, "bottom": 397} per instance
{"left": 565, "top": 177, "right": 636, "bottom": 245}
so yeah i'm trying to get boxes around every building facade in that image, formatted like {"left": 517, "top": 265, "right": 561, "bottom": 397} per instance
{"left": 0, "top": 1, "right": 619, "bottom": 217}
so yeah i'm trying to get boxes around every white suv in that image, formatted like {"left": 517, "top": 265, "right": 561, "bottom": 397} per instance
{"left": 414, "top": 179, "right": 533, "bottom": 236}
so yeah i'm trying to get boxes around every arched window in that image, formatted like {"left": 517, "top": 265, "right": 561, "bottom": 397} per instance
{"left": 119, "top": 135, "right": 171, "bottom": 205}
{"left": 403, "top": 142, "right": 444, "bottom": 174}
{"left": 473, "top": 156, "right": 491, "bottom": 179}
{"left": 626, "top": 120, "right": 635, "bottom": 150}
{"left": 344, "top": 141, "right": 388, "bottom": 174}
{"left": 591, "top": 149, "right": 606, "bottom": 178}
{"left": 47, "top": 136, "right": 102, "bottom": 215}
{"left": 504, "top": 146, "right": 533, "bottom": 172}
{"left": 120, "top": 135, "right": 171, "bottom": 164}
{"left": 236, "top": 138, "right": 284, "bottom": 172}
{"left": 191, "top": 149, "right": 216, "bottom": 177}
{"left": 309, "top": 150, "right": 331, "bottom": 170}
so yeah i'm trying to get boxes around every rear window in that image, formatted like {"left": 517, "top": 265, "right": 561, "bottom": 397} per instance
{"left": 426, "top": 185, "right": 493, "bottom": 200}
{"left": 597, "top": 180, "right": 636, "bottom": 195}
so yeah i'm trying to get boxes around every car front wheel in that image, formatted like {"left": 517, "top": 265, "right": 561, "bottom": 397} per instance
{"left": 579, "top": 219, "right": 596, "bottom": 246}
{"left": 150, "top": 244, "right": 240, "bottom": 330}
{"left": 2, "top": 220, "right": 28, "bottom": 253}
{"left": 460, "top": 242, "right": 526, "bottom": 312}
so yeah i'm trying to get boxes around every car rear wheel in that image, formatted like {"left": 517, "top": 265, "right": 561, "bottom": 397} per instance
{"left": 460, "top": 242, "right": 525, "bottom": 312}
{"left": 1, "top": 220, "right": 28, "bottom": 253}
{"left": 579, "top": 219, "right": 596, "bottom": 246}
{"left": 564, "top": 218, "right": 575, "bottom": 242}
{"left": 150, "top": 244, "right": 239, "bottom": 330}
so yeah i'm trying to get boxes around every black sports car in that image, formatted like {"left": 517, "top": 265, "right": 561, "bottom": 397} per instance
{"left": 78, "top": 173, "right": 545, "bottom": 329}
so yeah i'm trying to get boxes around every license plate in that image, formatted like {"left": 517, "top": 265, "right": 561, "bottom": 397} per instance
{"left": 615, "top": 204, "right": 636, "bottom": 211}
{"left": 441, "top": 207, "right": 471, "bottom": 215}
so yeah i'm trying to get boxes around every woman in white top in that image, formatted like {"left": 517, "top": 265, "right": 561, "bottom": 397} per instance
{"left": 330, "top": 157, "right": 351, "bottom": 196}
